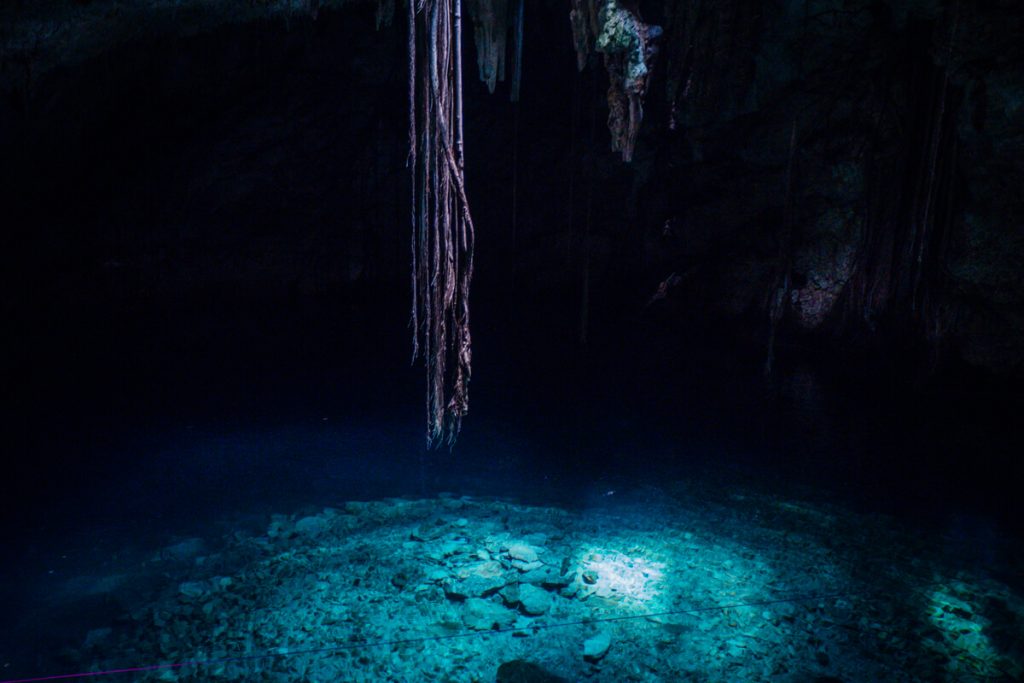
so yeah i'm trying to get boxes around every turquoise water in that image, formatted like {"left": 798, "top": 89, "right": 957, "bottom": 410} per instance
{"left": 3, "top": 441, "right": 1021, "bottom": 682}
{"left": 3, "top": 303, "right": 1022, "bottom": 682}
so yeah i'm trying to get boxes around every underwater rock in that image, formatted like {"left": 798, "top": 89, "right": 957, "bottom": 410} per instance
{"left": 424, "top": 567, "right": 450, "bottom": 583}
{"left": 519, "top": 564, "right": 571, "bottom": 588}
{"left": 159, "top": 537, "right": 205, "bottom": 562}
{"left": 437, "top": 538, "right": 469, "bottom": 558}
{"left": 513, "top": 560, "right": 543, "bottom": 572}
{"left": 506, "top": 543, "right": 539, "bottom": 563}
{"left": 343, "top": 501, "right": 369, "bottom": 514}
{"left": 511, "top": 615, "right": 535, "bottom": 637}
{"left": 500, "top": 583, "right": 520, "bottom": 605}
{"left": 411, "top": 521, "right": 449, "bottom": 542}
{"left": 583, "top": 630, "right": 612, "bottom": 661}
{"left": 34, "top": 486, "right": 1024, "bottom": 681}
{"left": 444, "top": 560, "right": 509, "bottom": 599}
{"left": 463, "top": 598, "right": 516, "bottom": 631}
{"left": 294, "top": 515, "right": 329, "bottom": 536}
{"left": 390, "top": 571, "right": 410, "bottom": 590}
{"left": 82, "top": 627, "right": 112, "bottom": 650}
{"left": 496, "top": 659, "right": 569, "bottom": 683}
{"left": 517, "top": 584, "right": 552, "bottom": 616}
{"left": 266, "top": 514, "right": 293, "bottom": 539}
{"left": 177, "top": 581, "right": 208, "bottom": 600}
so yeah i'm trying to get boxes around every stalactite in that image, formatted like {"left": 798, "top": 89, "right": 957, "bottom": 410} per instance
{"left": 570, "top": 0, "right": 661, "bottom": 162}
{"left": 510, "top": 0, "right": 524, "bottom": 101}
{"left": 662, "top": 0, "right": 694, "bottom": 131}
{"left": 570, "top": 0, "right": 598, "bottom": 72}
{"left": 375, "top": 0, "right": 395, "bottom": 28}
{"left": 465, "top": 0, "right": 511, "bottom": 94}
{"left": 911, "top": 1, "right": 960, "bottom": 319}
{"left": 841, "top": 4, "right": 963, "bottom": 365}
{"left": 459, "top": 0, "right": 524, "bottom": 100}
{"left": 409, "top": 0, "right": 475, "bottom": 447}
{"left": 764, "top": 0, "right": 806, "bottom": 376}
{"left": 765, "top": 118, "right": 799, "bottom": 377}
{"left": 511, "top": 95, "right": 519, "bottom": 287}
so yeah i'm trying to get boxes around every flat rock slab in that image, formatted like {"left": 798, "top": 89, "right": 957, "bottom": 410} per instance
{"left": 518, "top": 584, "right": 553, "bottom": 615}
{"left": 464, "top": 597, "right": 517, "bottom": 631}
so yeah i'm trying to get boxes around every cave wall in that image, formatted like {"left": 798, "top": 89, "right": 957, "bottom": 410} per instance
{"left": 2, "top": 4, "right": 412, "bottom": 314}
{"left": 2, "top": 0, "right": 1022, "bottom": 377}
{"left": 630, "top": 0, "right": 1024, "bottom": 375}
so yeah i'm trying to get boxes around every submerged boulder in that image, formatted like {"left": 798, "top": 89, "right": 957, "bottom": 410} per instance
{"left": 505, "top": 543, "right": 539, "bottom": 563}
{"left": 463, "top": 598, "right": 516, "bottom": 631}
{"left": 517, "top": 584, "right": 553, "bottom": 616}
{"left": 295, "top": 515, "right": 329, "bottom": 536}
{"left": 444, "top": 560, "right": 509, "bottom": 599}
{"left": 496, "top": 659, "right": 569, "bottom": 683}
{"left": 583, "top": 630, "right": 612, "bottom": 661}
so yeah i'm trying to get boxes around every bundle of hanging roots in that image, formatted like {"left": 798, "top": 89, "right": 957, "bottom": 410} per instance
{"left": 407, "top": 0, "right": 658, "bottom": 446}
{"left": 408, "top": 0, "right": 474, "bottom": 447}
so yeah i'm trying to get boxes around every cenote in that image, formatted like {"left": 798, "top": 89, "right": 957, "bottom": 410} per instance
{"left": 2, "top": 1, "right": 1023, "bottom": 682}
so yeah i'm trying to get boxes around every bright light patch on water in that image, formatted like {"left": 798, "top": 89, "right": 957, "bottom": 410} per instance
{"left": 578, "top": 548, "right": 666, "bottom": 606}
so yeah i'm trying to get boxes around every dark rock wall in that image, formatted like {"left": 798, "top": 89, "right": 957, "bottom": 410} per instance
{"left": 2, "top": 0, "right": 1022, "bottom": 377}
{"left": 2, "top": 5, "right": 409, "bottom": 314}
{"left": 630, "top": 0, "right": 1024, "bottom": 376}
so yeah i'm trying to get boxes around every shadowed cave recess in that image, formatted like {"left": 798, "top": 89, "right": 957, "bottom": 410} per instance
{"left": 2, "top": 1, "right": 1023, "bottom": 682}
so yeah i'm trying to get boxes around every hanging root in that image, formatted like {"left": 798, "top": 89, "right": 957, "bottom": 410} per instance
{"left": 409, "top": 0, "right": 475, "bottom": 447}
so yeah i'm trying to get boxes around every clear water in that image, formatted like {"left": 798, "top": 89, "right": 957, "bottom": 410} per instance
{"left": 3, "top": 298, "right": 1022, "bottom": 682}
